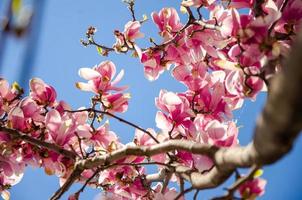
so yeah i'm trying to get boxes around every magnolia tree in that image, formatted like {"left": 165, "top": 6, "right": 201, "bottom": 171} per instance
{"left": 1, "top": 0, "right": 302, "bottom": 199}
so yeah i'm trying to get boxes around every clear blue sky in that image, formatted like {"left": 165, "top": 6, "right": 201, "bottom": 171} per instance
{"left": 1, "top": 0, "right": 302, "bottom": 199}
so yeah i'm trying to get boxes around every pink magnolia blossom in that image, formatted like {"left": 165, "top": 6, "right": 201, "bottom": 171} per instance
{"left": 45, "top": 109, "right": 76, "bottom": 146}
{"left": 8, "top": 97, "right": 44, "bottom": 132}
{"left": 0, "top": 79, "right": 20, "bottom": 116}
{"left": 172, "top": 62, "right": 209, "bottom": 91}
{"left": 155, "top": 90, "right": 195, "bottom": 137}
{"left": 239, "top": 177, "right": 267, "bottom": 199}
{"left": 195, "top": 117, "right": 238, "bottom": 147}
{"left": 135, "top": 45, "right": 166, "bottom": 81}
{"left": 133, "top": 128, "right": 166, "bottom": 163}
{"left": 102, "top": 93, "right": 130, "bottom": 113}
{"left": 76, "top": 61, "right": 127, "bottom": 94}
{"left": 0, "top": 79, "right": 18, "bottom": 102}
{"left": 123, "top": 21, "right": 144, "bottom": 47}
{"left": 98, "top": 166, "right": 147, "bottom": 199}
{"left": 113, "top": 30, "right": 127, "bottom": 53}
{"left": 225, "top": 70, "right": 264, "bottom": 99}
{"left": 152, "top": 8, "right": 182, "bottom": 41}
{"left": 29, "top": 78, "right": 57, "bottom": 105}
{"left": 274, "top": 0, "right": 302, "bottom": 34}
{"left": 90, "top": 122, "right": 119, "bottom": 151}
{"left": 0, "top": 168, "right": 23, "bottom": 200}
{"left": 42, "top": 152, "right": 66, "bottom": 176}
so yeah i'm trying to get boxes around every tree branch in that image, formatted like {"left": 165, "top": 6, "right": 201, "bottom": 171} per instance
{"left": 0, "top": 126, "right": 77, "bottom": 160}
{"left": 50, "top": 166, "right": 84, "bottom": 200}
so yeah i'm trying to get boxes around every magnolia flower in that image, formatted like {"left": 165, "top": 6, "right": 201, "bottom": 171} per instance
{"left": 30, "top": 78, "right": 57, "bottom": 105}
{"left": 45, "top": 109, "right": 76, "bottom": 146}
{"left": 0, "top": 79, "right": 20, "bottom": 116}
{"left": 195, "top": 118, "right": 239, "bottom": 147}
{"left": 76, "top": 61, "right": 127, "bottom": 94}
{"left": 239, "top": 177, "right": 267, "bottom": 199}
{"left": 152, "top": 8, "right": 182, "bottom": 41}
{"left": 134, "top": 45, "right": 166, "bottom": 81}
{"left": 90, "top": 122, "right": 119, "bottom": 150}
{"left": 102, "top": 93, "right": 130, "bottom": 113}
{"left": 155, "top": 90, "right": 195, "bottom": 137}
{"left": 225, "top": 70, "right": 264, "bottom": 99}
{"left": 8, "top": 97, "right": 44, "bottom": 131}
{"left": 123, "top": 21, "right": 144, "bottom": 47}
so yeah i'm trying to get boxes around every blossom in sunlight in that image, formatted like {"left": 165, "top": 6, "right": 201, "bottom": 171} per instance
{"left": 102, "top": 93, "right": 130, "bottom": 113}
{"left": 76, "top": 61, "right": 127, "bottom": 94}
{"left": 123, "top": 21, "right": 144, "bottom": 47}
{"left": 30, "top": 78, "right": 57, "bottom": 105}
{"left": 152, "top": 7, "right": 182, "bottom": 41}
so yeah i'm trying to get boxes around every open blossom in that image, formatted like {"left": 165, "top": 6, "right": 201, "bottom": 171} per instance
{"left": 0, "top": 79, "right": 18, "bottom": 102}
{"left": 0, "top": 79, "right": 20, "bottom": 116}
{"left": 42, "top": 152, "right": 67, "bottom": 176}
{"left": 152, "top": 8, "right": 182, "bottom": 40}
{"left": 90, "top": 122, "right": 119, "bottom": 151}
{"left": 133, "top": 129, "right": 166, "bottom": 163}
{"left": 102, "top": 93, "right": 130, "bottom": 113}
{"left": 114, "top": 21, "right": 144, "bottom": 52}
{"left": 135, "top": 45, "right": 166, "bottom": 81}
{"left": 29, "top": 78, "right": 57, "bottom": 105}
{"left": 8, "top": 97, "right": 44, "bottom": 132}
{"left": 225, "top": 70, "right": 264, "bottom": 99}
{"left": 123, "top": 21, "right": 144, "bottom": 47}
{"left": 195, "top": 117, "right": 239, "bottom": 147}
{"left": 172, "top": 62, "right": 209, "bottom": 91}
{"left": 76, "top": 61, "right": 127, "bottom": 94}
{"left": 45, "top": 109, "right": 76, "bottom": 146}
{"left": 274, "top": 0, "right": 302, "bottom": 34}
{"left": 155, "top": 90, "right": 195, "bottom": 137}
{"left": 0, "top": 169, "right": 23, "bottom": 200}
{"left": 239, "top": 177, "right": 267, "bottom": 199}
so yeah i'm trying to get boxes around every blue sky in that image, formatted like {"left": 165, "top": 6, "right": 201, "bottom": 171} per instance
{"left": 1, "top": 0, "right": 302, "bottom": 199}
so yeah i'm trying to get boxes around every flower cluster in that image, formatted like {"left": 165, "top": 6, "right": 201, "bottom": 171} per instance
{"left": 0, "top": 65, "right": 127, "bottom": 198}
{"left": 76, "top": 60, "right": 130, "bottom": 113}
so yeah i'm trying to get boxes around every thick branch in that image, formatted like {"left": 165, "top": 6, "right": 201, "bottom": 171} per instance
{"left": 252, "top": 30, "right": 302, "bottom": 165}
{"left": 78, "top": 140, "right": 218, "bottom": 169}
{"left": 50, "top": 166, "right": 84, "bottom": 200}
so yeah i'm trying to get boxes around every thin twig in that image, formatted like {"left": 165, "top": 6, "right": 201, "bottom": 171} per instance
{"left": 73, "top": 168, "right": 101, "bottom": 199}
{"left": 123, "top": 0, "right": 136, "bottom": 21}
{"left": 174, "top": 187, "right": 194, "bottom": 200}
{"left": 65, "top": 108, "right": 160, "bottom": 143}
{"left": 193, "top": 189, "right": 200, "bottom": 200}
